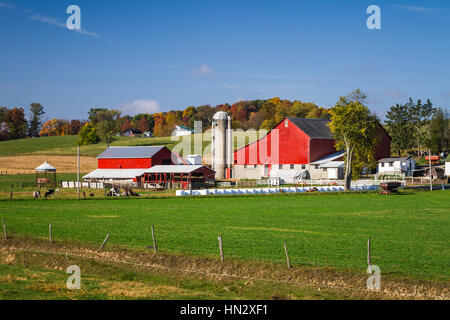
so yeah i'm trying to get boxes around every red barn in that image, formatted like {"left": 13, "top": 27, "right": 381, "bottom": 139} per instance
{"left": 233, "top": 117, "right": 390, "bottom": 180}
{"left": 97, "top": 146, "right": 174, "bottom": 169}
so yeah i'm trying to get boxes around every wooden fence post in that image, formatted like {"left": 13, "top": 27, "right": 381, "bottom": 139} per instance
{"left": 218, "top": 236, "right": 224, "bottom": 262}
{"left": 2, "top": 218, "right": 7, "bottom": 240}
{"left": 98, "top": 233, "right": 110, "bottom": 251}
{"left": 10, "top": 190, "right": 12, "bottom": 199}
{"left": 283, "top": 243, "right": 291, "bottom": 269}
{"left": 151, "top": 225, "right": 157, "bottom": 254}
{"left": 49, "top": 223, "right": 53, "bottom": 244}
{"left": 367, "top": 238, "right": 372, "bottom": 273}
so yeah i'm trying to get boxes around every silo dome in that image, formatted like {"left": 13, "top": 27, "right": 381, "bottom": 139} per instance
{"left": 213, "top": 111, "right": 229, "bottom": 120}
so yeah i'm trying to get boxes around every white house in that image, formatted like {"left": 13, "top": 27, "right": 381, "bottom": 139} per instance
{"left": 445, "top": 155, "right": 450, "bottom": 177}
{"left": 172, "top": 125, "right": 193, "bottom": 136}
{"left": 378, "top": 157, "right": 415, "bottom": 176}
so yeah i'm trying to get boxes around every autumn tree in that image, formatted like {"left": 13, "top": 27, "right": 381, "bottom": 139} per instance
{"left": 328, "top": 90, "right": 378, "bottom": 191}
{"left": 5, "top": 108, "right": 27, "bottom": 140}
{"left": 68, "top": 120, "right": 83, "bottom": 135}
{"left": 28, "top": 103, "right": 45, "bottom": 137}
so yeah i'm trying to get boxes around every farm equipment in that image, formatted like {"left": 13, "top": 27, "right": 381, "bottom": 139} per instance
{"left": 379, "top": 182, "right": 402, "bottom": 194}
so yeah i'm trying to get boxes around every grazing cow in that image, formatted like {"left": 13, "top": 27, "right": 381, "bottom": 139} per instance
{"left": 45, "top": 189, "right": 55, "bottom": 198}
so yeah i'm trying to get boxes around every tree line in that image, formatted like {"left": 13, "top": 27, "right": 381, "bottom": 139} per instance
{"left": 1, "top": 96, "right": 448, "bottom": 159}
{"left": 0, "top": 103, "right": 84, "bottom": 141}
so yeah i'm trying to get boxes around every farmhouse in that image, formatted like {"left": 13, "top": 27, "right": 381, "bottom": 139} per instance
{"left": 172, "top": 125, "right": 193, "bottom": 136}
{"left": 377, "top": 156, "right": 415, "bottom": 176}
{"left": 230, "top": 117, "right": 391, "bottom": 182}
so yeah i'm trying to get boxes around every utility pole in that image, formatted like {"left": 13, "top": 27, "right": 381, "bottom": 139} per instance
{"left": 428, "top": 149, "right": 433, "bottom": 192}
{"left": 77, "top": 145, "right": 80, "bottom": 200}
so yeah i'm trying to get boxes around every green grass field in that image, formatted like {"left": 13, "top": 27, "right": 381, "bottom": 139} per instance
{"left": 1, "top": 191, "right": 448, "bottom": 282}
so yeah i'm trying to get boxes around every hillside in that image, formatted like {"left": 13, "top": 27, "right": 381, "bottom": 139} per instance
{"left": 0, "top": 131, "right": 262, "bottom": 158}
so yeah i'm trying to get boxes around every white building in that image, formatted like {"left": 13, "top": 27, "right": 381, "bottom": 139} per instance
{"left": 185, "top": 154, "right": 202, "bottom": 165}
{"left": 172, "top": 125, "right": 193, "bottom": 136}
{"left": 377, "top": 157, "right": 415, "bottom": 176}
{"left": 445, "top": 155, "right": 450, "bottom": 177}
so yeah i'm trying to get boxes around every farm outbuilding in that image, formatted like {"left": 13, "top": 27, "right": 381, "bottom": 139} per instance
{"left": 445, "top": 154, "right": 450, "bottom": 177}
{"left": 231, "top": 117, "right": 391, "bottom": 180}
{"left": 83, "top": 146, "right": 215, "bottom": 188}
{"left": 141, "top": 165, "right": 215, "bottom": 189}
{"left": 377, "top": 157, "right": 415, "bottom": 176}
{"left": 35, "top": 161, "right": 57, "bottom": 188}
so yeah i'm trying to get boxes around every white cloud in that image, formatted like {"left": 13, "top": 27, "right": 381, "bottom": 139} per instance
{"left": 0, "top": 2, "right": 15, "bottom": 9}
{"left": 392, "top": 4, "right": 439, "bottom": 12}
{"left": 119, "top": 99, "right": 161, "bottom": 115}
{"left": 192, "top": 64, "right": 213, "bottom": 76}
{"left": 28, "top": 14, "right": 101, "bottom": 38}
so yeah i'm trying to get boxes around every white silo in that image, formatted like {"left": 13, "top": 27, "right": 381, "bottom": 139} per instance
{"left": 211, "top": 111, "right": 232, "bottom": 179}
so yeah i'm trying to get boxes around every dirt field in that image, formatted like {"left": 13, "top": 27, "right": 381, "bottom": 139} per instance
{"left": 0, "top": 155, "right": 97, "bottom": 174}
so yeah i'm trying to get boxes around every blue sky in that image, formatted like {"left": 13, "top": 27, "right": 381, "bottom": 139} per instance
{"left": 0, "top": 0, "right": 449, "bottom": 121}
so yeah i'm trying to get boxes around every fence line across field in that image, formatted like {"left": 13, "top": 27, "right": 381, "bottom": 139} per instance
{"left": 0, "top": 219, "right": 377, "bottom": 274}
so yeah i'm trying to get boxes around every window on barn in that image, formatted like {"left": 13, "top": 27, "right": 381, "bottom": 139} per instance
{"left": 302, "top": 164, "right": 306, "bottom": 169}
{"left": 244, "top": 164, "right": 248, "bottom": 168}
{"left": 290, "top": 164, "right": 294, "bottom": 169}
{"left": 389, "top": 162, "right": 393, "bottom": 167}
{"left": 314, "top": 165, "right": 319, "bottom": 169}
{"left": 285, "top": 120, "right": 289, "bottom": 127}
{"left": 279, "top": 165, "right": 283, "bottom": 169}
{"left": 323, "top": 168, "right": 327, "bottom": 172}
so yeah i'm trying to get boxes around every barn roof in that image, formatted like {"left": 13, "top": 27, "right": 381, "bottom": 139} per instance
{"left": 97, "top": 146, "right": 166, "bottom": 159}
{"left": 35, "top": 161, "right": 56, "bottom": 172}
{"left": 144, "top": 165, "right": 212, "bottom": 174}
{"left": 83, "top": 169, "right": 147, "bottom": 179}
{"left": 310, "top": 151, "right": 345, "bottom": 165}
{"left": 287, "top": 118, "right": 333, "bottom": 139}
{"left": 378, "top": 157, "right": 411, "bottom": 163}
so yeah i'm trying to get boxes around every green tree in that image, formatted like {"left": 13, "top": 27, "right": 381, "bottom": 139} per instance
{"left": 385, "top": 103, "right": 414, "bottom": 156}
{"left": 28, "top": 103, "right": 45, "bottom": 137}
{"left": 328, "top": 90, "right": 378, "bottom": 191}
{"left": 429, "top": 107, "right": 449, "bottom": 154}
{"left": 77, "top": 123, "right": 99, "bottom": 145}
{"left": 95, "top": 109, "right": 121, "bottom": 147}
{"left": 409, "top": 98, "right": 434, "bottom": 154}
{"left": 88, "top": 108, "right": 108, "bottom": 125}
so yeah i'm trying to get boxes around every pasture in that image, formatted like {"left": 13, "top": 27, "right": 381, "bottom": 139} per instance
{"left": 1, "top": 190, "right": 448, "bottom": 282}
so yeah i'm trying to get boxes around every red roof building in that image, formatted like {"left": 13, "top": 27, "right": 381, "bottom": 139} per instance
{"left": 97, "top": 146, "right": 175, "bottom": 169}
{"left": 233, "top": 117, "right": 391, "bottom": 180}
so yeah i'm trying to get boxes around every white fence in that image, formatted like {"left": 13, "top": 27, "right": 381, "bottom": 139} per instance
{"left": 176, "top": 185, "right": 379, "bottom": 196}
{"left": 61, "top": 181, "right": 104, "bottom": 189}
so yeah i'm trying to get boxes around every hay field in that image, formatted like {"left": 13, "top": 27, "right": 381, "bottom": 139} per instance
{"left": 0, "top": 155, "right": 97, "bottom": 174}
